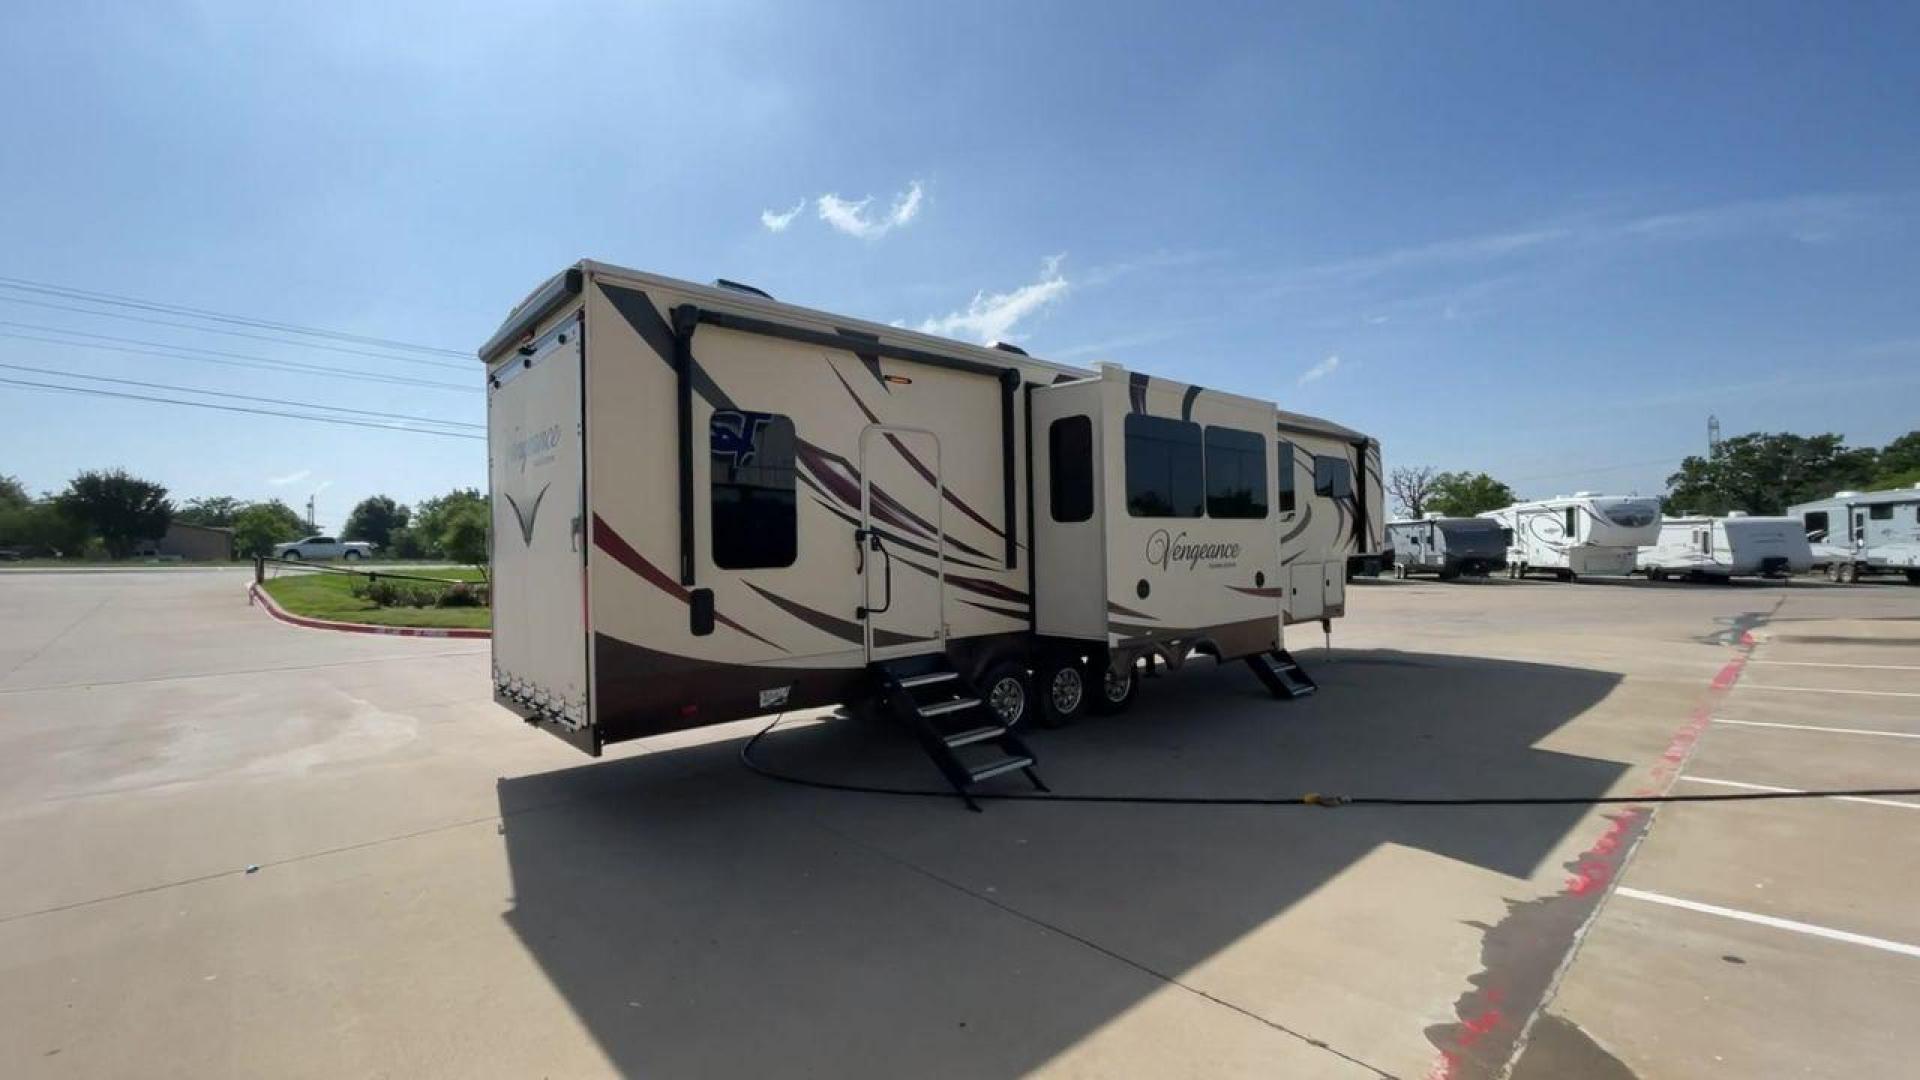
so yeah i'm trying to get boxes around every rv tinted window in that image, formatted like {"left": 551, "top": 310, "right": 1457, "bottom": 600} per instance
{"left": 1313, "top": 456, "right": 1352, "bottom": 499}
{"left": 1204, "top": 426, "right": 1268, "bottom": 518}
{"left": 710, "top": 410, "right": 797, "bottom": 569}
{"left": 1803, "top": 511, "right": 1827, "bottom": 536}
{"left": 1049, "top": 415, "right": 1094, "bottom": 523}
{"left": 1869, "top": 504, "right": 1894, "bottom": 520}
{"left": 1124, "top": 414, "right": 1203, "bottom": 517}
{"left": 1563, "top": 507, "right": 1578, "bottom": 539}
{"left": 1276, "top": 440, "right": 1297, "bottom": 513}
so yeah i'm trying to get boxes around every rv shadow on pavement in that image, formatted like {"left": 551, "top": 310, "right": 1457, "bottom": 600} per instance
{"left": 495, "top": 650, "right": 1624, "bottom": 1078}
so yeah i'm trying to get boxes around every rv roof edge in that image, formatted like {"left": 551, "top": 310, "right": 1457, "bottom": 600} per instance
{"left": 479, "top": 264, "right": 583, "bottom": 363}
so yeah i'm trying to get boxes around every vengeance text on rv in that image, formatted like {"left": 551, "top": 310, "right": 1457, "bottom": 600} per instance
{"left": 509, "top": 425, "right": 564, "bottom": 473}
{"left": 1146, "top": 529, "right": 1243, "bottom": 572}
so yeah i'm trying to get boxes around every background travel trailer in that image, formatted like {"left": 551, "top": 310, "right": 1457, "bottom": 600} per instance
{"left": 1385, "top": 516, "right": 1507, "bottom": 579}
{"left": 1789, "top": 484, "right": 1920, "bottom": 584}
{"left": 1481, "top": 494, "right": 1661, "bottom": 580}
{"left": 484, "top": 262, "right": 1363, "bottom": 767}
{"left": 1636, "top": 513, "right": 1812, "bottom": 581}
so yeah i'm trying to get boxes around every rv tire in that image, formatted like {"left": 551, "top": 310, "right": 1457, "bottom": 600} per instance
{"left": 1035, "top": 655, "right": 1087, "bottom": 727}
{"left": 1838, "top": 562, "right": 1858, "bottom": 584}
{"left": 1556, "top": 569, "right": 1575, "bottom": 582}
{"left": 1905, "top": 569, "right": 1919, "bottom": 585}
{"left": 980, "top": 660, "right": 1032, "bottom": 730}
{"left": 1090, "top": 658, "right": 1139, "bottom": 715}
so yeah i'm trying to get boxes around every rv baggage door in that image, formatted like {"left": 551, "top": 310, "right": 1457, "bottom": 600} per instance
{"left": 489, "top": 317, "right": 589, "bottom": 740}
{"left": 858, "top": 425, "right": 945, "bottom": 662}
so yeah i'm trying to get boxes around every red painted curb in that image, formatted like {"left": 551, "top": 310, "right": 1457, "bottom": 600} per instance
{"left": 248, "top": 581, "right": 491, "bottom": 640}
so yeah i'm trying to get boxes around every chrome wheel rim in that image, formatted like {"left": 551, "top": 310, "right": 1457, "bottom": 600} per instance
{"left": 1050, "top": 667, "right": 1084, "bottom": 714}
{"left": 1102, "top": 667, "right": 1131, "bottom": 703}
{"left": 988, "top": 676, "right": 1025, "bottom": 726}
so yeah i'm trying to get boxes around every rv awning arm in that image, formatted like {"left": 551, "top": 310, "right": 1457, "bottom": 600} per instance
{"left": 673, "top": 306, "right": 1023, "bottom": 586}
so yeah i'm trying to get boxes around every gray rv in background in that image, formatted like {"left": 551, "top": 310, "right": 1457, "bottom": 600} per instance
{"left": 1788, "top": 484, "right": 1920, "bottom": 584}
{"left": 1386, "top": 516, "right": 1507, "bottom": 579}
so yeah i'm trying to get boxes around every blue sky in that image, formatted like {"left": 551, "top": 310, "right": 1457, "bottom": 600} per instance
{"left": 2, "top": 2, "right": 1917, "bottom": 526}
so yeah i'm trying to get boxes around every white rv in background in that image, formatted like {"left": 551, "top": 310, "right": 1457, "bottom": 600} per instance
{"left": 1788, "top": 484, "right": 1920, "bottom": 584}
{"left": 1481, "top": 493, "right": 1661, "bottom": 580}
{"left": 481, "top": 261, "right": 1370, "bottom": 804}
{"left": 1636, "top": 513, "right": 1812, "bottom": 581}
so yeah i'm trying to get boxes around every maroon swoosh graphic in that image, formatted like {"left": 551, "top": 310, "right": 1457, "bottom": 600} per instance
{"left": 796, "top": 442, "right": 1002, "bottom": 569}
{"left": 1226, "top": 586, "right": 1287, "bottom": 598}
{"left": 1107, "top": 600, "right": 1154, "bottom": 619}
{"left": 590, "top": 514, "right": 782, "bottom": 650}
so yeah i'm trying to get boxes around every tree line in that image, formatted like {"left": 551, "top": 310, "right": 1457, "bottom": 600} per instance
{"left": 0, "top": 469, "right": 488, "bottom": 563}
{"left": 1389, "top": 429, "right": 1918, "bottom": 520}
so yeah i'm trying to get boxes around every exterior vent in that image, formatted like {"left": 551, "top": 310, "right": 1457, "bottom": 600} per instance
{"left": 1572, "top": 491, "right": 1595, "bottom": 498}
{"left": 1835, "top": 490, "right": 1861, "bottom": 498}
{"left": 712, "top": 278, "right": 773, "bottom": 300}
{"left": 1726, "top": 510, "right": 1749, "bottom": 517}
{"left": 989, "top": 341, "right": 1029, "bottom": 356}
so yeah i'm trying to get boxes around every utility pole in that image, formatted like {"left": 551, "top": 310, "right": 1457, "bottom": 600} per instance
{"left": 1707, "top": 414, "right": 1722, "bottom": 455}
{"left": 306, "top": 494, "right": 317, "bottom": 533}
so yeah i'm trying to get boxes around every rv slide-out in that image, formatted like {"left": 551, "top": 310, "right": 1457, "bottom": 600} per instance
{"left": 483, "top": 262, "right": 1380, "bottom": 755}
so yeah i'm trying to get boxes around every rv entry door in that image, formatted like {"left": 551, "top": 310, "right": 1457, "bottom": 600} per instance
{"left": 858, "top": 425, "right": 946, "bottom": 662}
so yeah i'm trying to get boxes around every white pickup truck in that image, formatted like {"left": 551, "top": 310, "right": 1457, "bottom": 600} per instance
{"left": 272, "top": 535, "right": 375, "bottom": 561}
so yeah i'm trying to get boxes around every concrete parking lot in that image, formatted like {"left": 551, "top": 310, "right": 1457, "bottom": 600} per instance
{"left": 0, "top": 569, "right": 1914, "bottom": 1078}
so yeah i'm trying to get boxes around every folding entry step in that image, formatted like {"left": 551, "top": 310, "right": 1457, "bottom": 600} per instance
{"left": 1247, "top": 648, "right": 1318, "bottom": 699}
{"left": 873, "top": 655, "right": 1048, "bottom": 812}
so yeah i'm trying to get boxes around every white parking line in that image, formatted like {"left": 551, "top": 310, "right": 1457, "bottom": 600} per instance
{"left": 1746, "top": 660, "right": 1920, "bottom": 672}
{"left": 1712, "top": 717, "right": 1920, "bottom": 739}
{"left": 1739, "top": 684, "right": 1920, "bottom": 699}
{"left": 1616, "top": 887, "right": 1920, "bottom": 960}
{"left": 1679, "top": 775, "right": 1920, "bottom": 811}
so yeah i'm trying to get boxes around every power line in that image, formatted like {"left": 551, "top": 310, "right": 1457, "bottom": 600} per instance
{"left": 0, "top": 376, "right": 484, "bottom": 441}
{"left": 0, "top": 293, "right": 470, "bottom": 370}
{"left": 0, "top": 361, "right": 482, "bottom": 430}
{"left": 0, "top": 326, "right": 477, "bottom": 393}
{"left": 1506, "top": 455, "right": 1687, "bottom": 485}
{"left": 0, "top": 274, "right": 469, "bottom": 358}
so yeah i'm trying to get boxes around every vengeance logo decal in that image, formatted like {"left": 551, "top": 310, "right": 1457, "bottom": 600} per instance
{"left": 504, "top": 483, "right": 550, "bottom": 546}
{"left": 1146, "top": 528, "right": 1242, "bottom": 571}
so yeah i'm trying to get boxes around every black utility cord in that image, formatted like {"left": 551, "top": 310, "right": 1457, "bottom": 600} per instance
{"left": 739, "top": 715, "right": 1920, "bottom": 809}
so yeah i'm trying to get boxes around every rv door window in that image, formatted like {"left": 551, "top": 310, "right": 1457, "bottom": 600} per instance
{"left": 1275, "top": 440, "right": 1297, "bottom": 513}
{"left": 1048, "top": 415, "right": 1094, "bottom": 523}
{"left": 1203, "top": 426, "right": 1267, "bottom": 518}
{"left": 1124, "top": 414, "right": 1204, "bottom": 517}
{"left": 1802, "top": 511, "right": 1827, "bottom": 537}
{"left": 1312, "top": 456, "right": 1351, "bottom": 498}
{"left": 1563, "top": 507, "right": 1578, "bottom": 540}
{"left": 710, "top": 410, "right": 797, "bottom": 569}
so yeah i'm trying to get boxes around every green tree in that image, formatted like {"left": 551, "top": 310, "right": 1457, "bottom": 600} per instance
{"left": 342, "top": 495, "right": 410, "bottom": 551}
{"left": 1426, "top": 472, "right": 1517, "bottom": 517}
{"left": 176, "top": 495, "right": 244, "bottom": 527}
{"left": 0, "top": 500, "right": 91, "bottom": 556}
{"left": 1665, "top": 432, "right": 1877, "bottom": 516}
{"left": 231, "top": 500, "right": 308, "bottom": 558}
{"left": 56, "top": 469, "right": 172, "bottom": 558}
{"left": 438, "top": 500, "right": 490, "bottom": 567}
{"left": 1871, "top": 431, "right": 1920, "bottom": 487}
{"left": 0, "top": 474, "right": 29, "bottom": 511}
{"left": 413, "top": 488, "right": 486, "bottom": 558}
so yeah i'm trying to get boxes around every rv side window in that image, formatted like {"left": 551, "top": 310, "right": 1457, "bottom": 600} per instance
{"left": 1203, "top": 427, "right": 1267, "bottom": 518}
{"left": 1563, "top": 507, "right": 1578, "bottom": 539}
{"left": 1312, "top": 456, "right": 1351, "bottom": 498}
{"left": 1048, "top": 415, "right": 1095, "bottom": 523}
{"left": 1500, "top": 527, "right": 1514, "bottom": 546}
{"left": 1124, "top": 414, "right": 1204, "bottom": 517}
{"left": 709, "top": 410, "right": 797, "bottom": 569}
{"left": 1869, "top": 504, "right": 1894, "bottom": 521}
{"left": 1275, "top": 440, "right": 1297, "bottom": 513}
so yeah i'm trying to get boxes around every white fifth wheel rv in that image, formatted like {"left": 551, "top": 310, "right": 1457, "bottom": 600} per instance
{"left": 1481, "top": 494, "right": 1661, "bottom": 581}
{"left": 1788, "top": 485, "right": 1920, "bottom": 584}
{"left": 483, "top": 261, "right": 1362, "bottom": 804}
{"left": 1273, "top": 411, "right": 1383, "bottom": 625}
{"left": 1635, "top": 513, "right": 1812, "bottom": 581}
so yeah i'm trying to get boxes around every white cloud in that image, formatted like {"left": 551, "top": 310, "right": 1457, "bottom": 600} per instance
{"left": 1298, "top": 354, "right": 1342, "bottom": 385}
{"left": 817, "top": 180, "right": 924, "bottom": 239}
{"left": 267, "top": 469, "right": 311, "bottom": 486}
{"left": 918, "top": 255, "right": 1069, "bottom": 345}
{"left": 759, "top": 200, "right": 804, "bottom": 232}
